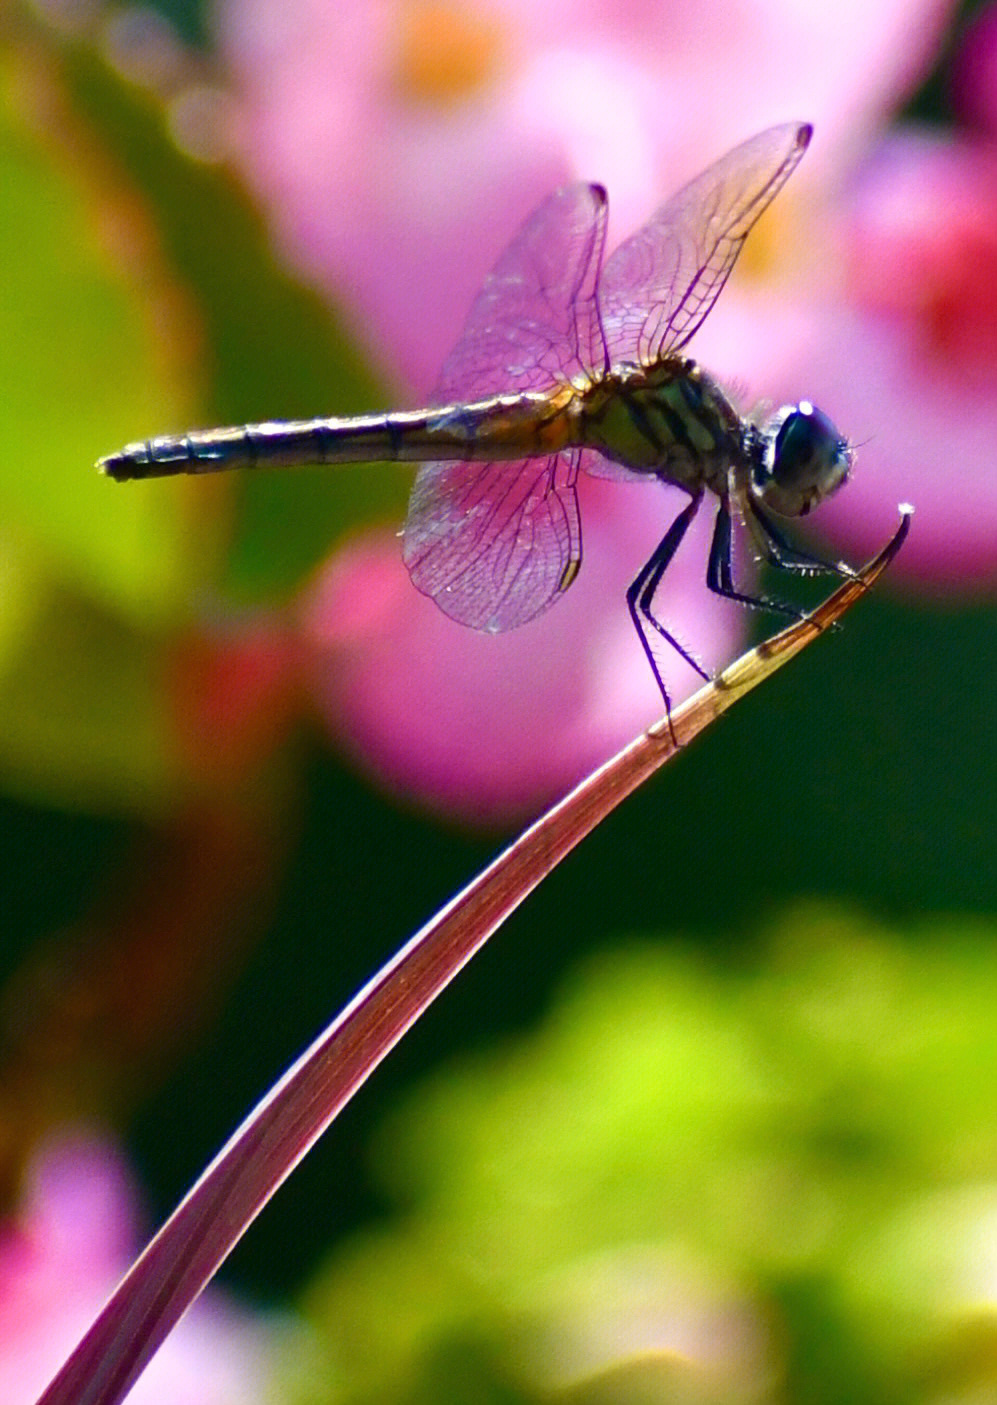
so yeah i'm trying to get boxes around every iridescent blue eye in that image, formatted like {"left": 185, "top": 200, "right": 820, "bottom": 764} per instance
{"left": 754, "top": 401, "right": 852, "bottom": 516}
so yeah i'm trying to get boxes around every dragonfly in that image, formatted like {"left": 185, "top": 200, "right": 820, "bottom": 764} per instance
{"left": 100, "top": 121, "right": 854, "bottom": 719}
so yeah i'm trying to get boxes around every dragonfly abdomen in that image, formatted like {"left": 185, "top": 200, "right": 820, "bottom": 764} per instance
{"left": 99, "top": 390, "right": 580, "bottom": 482}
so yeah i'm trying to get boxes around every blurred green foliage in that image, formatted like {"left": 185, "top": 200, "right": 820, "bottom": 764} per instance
{"left": 281, "top": 911, "right": 997, "bottom": 1404}
{"left": 0, "top": 38, "right": 202, "bottom": 809}
{"left": 61, "top": 33, "right": 408, "bottom": 602}
{"left": 0, "top": 17, "right": 407, "bottom": 807}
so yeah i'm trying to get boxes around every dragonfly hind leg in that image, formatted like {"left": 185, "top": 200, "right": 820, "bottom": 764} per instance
{"left": 627, "top": 492, "right": 710, "bottom": 732}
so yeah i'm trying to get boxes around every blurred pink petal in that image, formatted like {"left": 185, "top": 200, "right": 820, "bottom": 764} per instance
{"left": 845, "top": 127, "right": 997, "bottom": 377}
{"left": 0, "top": 1132, "right": 273, "bottom": 1405}
{"left": 763, "top": 129, "right": 997, "bottom": 588}
{"left": 300, "top": 476, "right": 741, "bottom": 822}
{"left": 216, "top": 0, "right": 954, "bottom": 392}
{"left": 783, "top": 305, "right": 997, "bottom": 587}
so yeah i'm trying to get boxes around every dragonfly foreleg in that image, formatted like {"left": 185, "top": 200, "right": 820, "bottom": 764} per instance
{"left": 747, "top": 501, "right": 855, "bottom": 578}
{"left": 707, "top": 498, "right": 808, "bottom": 619}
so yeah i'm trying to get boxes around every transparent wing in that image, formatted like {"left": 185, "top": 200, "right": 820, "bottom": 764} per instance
{"left": 599, "top": 123, "right": 811, "bottom": 367}
{"left": 433, "top": 182, "right": 609, "bottom": 401}
{"left": 403, "top": 184, "right": 606, "bottom": 630}
{"left": 402, "top": 450, "right": 581, "bottom": 631}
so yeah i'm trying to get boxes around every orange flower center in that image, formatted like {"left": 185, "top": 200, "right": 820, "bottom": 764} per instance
{"left": 394, "top": 3, "right": 506, "bottom": 105}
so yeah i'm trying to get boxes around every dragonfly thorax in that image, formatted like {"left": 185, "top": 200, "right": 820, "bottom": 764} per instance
{"left": 749, "top": 401, "right": 853, "bottom": 517}
{"left": 582, "top": 359, "right": 742, "bottom": 491}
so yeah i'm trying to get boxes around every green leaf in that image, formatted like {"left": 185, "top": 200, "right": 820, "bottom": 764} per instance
{"left": 0, "top": 46, "right": 212, "bottom": 625}
{"left": 0, "top": 573, "right": 175, "bottom": 810}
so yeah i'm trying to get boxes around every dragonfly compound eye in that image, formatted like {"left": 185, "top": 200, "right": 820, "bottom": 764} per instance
{"left": 754, "top": 401, "right": 853, "bottom": 516}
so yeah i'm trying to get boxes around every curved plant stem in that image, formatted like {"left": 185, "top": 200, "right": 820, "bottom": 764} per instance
{"left": 36, "top": 509, "right": 910, "bottom": 1405}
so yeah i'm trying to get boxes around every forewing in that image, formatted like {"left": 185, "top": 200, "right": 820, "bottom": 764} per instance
{"left": 401, "top": 186, "right": 604, "bottom": 631}
{"left": 402, "top": 450, "right": 581, "bottom": 631}
{"left": 434, "top": 183, "right": 609, "bottom": 401}
{"left": 599, "top": 123, "right": 811, "bottom": 367}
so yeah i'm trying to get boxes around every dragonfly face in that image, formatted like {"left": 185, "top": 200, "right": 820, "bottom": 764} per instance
{"left": 750, "top": 401, "right": 853, "bottom": 518}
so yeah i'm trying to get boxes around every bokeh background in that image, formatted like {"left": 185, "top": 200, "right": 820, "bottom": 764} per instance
{"left": 2, "top": 1, "right": 996, "bottom": 1401}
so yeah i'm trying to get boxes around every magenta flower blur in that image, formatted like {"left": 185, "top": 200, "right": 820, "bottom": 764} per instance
{"left": 216, "top": 0, "right": 954, "bottom": 393}
{"left": 0, "top": 1132, "right": 273, "bottom": 1405}
{"left": 797, "top": 125, "right": 997, "bottom": 586}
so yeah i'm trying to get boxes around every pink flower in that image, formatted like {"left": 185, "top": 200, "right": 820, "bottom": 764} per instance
{"left": 216, "top": 0, "right": 953, "bottom": 394}
{"left": 784, "top": 126, "right": 997, "bottom": 587}
{"left": 0, "top": 1132, "right": 273, "bottom": 1405}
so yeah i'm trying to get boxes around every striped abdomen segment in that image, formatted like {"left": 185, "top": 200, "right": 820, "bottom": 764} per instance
{"left": 98, "top": 389, "right": 579, "bottom": 482}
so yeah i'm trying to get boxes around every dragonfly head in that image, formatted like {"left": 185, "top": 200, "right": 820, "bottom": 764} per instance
{"left": 751, "top": 401, "right": 853, "bottom": 517}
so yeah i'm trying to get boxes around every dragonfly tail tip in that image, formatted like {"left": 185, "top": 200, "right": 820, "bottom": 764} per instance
{"left": 97, "top": 453, "right": 133, "bottom": 482}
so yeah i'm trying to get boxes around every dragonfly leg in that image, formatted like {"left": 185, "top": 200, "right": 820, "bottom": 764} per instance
{"left": 707, "top": 498, "right": 807, "bottom": 619}
{"left": 748, "top": 501, "right": 855, "bottom": 577}
{"left": 627, "top": 493, "right": 709, "bottom": 737}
